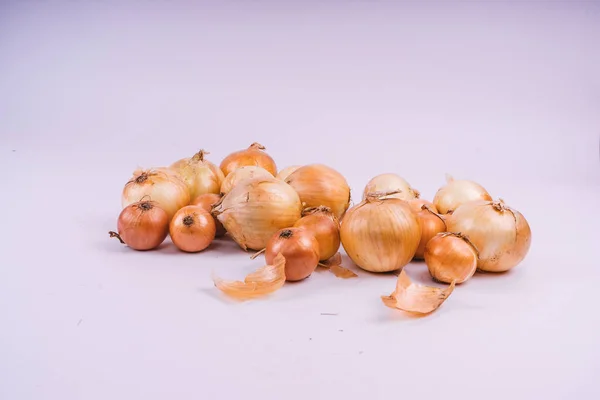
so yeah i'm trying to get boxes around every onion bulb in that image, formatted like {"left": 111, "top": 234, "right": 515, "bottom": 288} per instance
{"left": 122, "top": 169, "right": 190, "bottom": 221}
{"left": 363, "top": 173, "right": 420, "bottom": 201}
{"left": 424, "top": 232, "right": 478, "bottom": 284}
{"left": 433, "top": 174, "right": 492, "bottom": 214}
{"left": 285, "top": 164, "right": 351, "bottom": 220}
{"left": 414, "top": 205, "right": 447, "bottom": 259}
{"left": 191, "top": 193, "right": 226, "bottom": 237}
{"left": 293, "top": 206, "right": 340, "bottom": 261}
{"left": 169, "top": 149, "right": 225, "bottom": 200}
{"left": 109, "top": 200, "right": 169, "bottom": 250}
{"left": 212, "top": 177, "right": 302, "bottom": 251}
{"left": 220, "top": 166, "right": 273, "bottom": 195}
{"left": 340, "top": 193, "right": 421, "bottom": 273}
{"left": 219, "top": 142, "right": 277, "bottom": 177}
{"left": 265, "top": 228, "right": 320, "bottom": 281}
{"left": 445, "top": 199, "right": 531, "bottom": 272}
{"left": 169, "top": 205, "right": 216, "bottom": 252}
{"left": 276, "top": 165, "right": 301, "bottom": 181}
{"left": 406, "top": 198, "right": 437, "bottom": 215}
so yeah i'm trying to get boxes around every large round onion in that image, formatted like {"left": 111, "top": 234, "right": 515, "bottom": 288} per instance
{"left": 122, "top": 169, "right": 190, "bottom": 221}
{"left": 170, "top": 149, "right": 225, "bottom": 200}
{"left": 433, "top": 175, "right": 492, "bottom": 214}
{"left": 285, "top": 164, "right": 350, "bottom": 220}
{"left": 340, "top": 197, "right": 421, "bottom": 273}
{"left": 446, "top": 199, "right": 531, "bottom": 272}
{"left": 362, "top": 173, "right": 420, "bottom": 201}
{"left": 219, "top": 142, "right": 277, "bottom": 177}
{"left": 212, "top": 177, "right": 302, "bottom": 251}
{"left": 220, "top": 165, "right": 273, "bottom": 195}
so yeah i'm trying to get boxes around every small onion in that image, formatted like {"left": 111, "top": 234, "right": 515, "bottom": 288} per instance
{"left": 212, "top": 177, "right": 302, "bottom": 251}
{"left": 122, "top": 169, "right": 190, "bottom": 221}
{"left": 169, "top": 205, "right": 216, "bottom": 252}
{"left": 276, "top": 165, "right": 301, "bottom": 181}
{"left": 265, "top": 228, "right": 320, "bottom": 282}
{"left": 424, "top": 232, "right": 478, "bottom": 284}
{"left": 433, "top": 174, "right": 492, "bottom": 214}
{"left": 340, "top": 193, "right": 421, "bottom": 273}
{"left": 363, "top": 173, "right": 420, "bottom": 201}
{"left": 109, "top": 200, "right": 169, "bottom": 250}
{"left": 445, "top": 199, "right": 532, "bottom": 272}
{"left": 285, "top": 164, "right": 351, "bottom": 220}
{"left": 406, "top": 198, "right": 437, "bottom": 215}
{"left": 293, "top": 206, "right": 340, "bottom": 261}
{"left": 414, "top": 205, "right": 447, "bottom": 259}
{"left": 220, "top": 166, "right": 273, "bottom": 195}
{"left": 169, "top": 149, "right": 225, "bottom": 200}
{"left": 191, "top": 193, "right": 226, "bottom": 237}
{"left": 219, "top": 142, "right": 277, "bottom": 177}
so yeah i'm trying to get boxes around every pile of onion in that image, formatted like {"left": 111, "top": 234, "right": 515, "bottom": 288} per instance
{"left": 169, "top": 149, "right": 225, "bottom": 200}
{"left": 285, "top": 164, "right": 351, "bottom": 220}
{"left": 363, "top": 173, "right": 420, "bottom": 201}
{"left": 109, "top": 200, "right": 169, "bottom": 250}
{"left": 445, "top": 199, "right": 531, "bottom": 272}
{"left": 219, "top": 142, "right": 277, "bottom": 177}
{"left": 433, "top": 174, "right": 492, "bottom": 214}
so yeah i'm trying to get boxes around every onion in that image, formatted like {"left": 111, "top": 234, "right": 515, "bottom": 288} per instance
{"left": 169, "top": 149, "right": 225, "bottom": 200}
{"left": 219, "top": 142, "right": 277, "bottom": 177}
{"left": 285, "top": 164, "right": 351, "bottom": 220}
{"left": 212, "top": 177, "right": 302, "bottom": 251}
{"left": 109, "top": 200, "right": 169, "bottom": 250}
{"left": 265, "top": 228, "right": 320, "bottom": 281}
{"left": 414, "top": 205, "right": 447, "bottom": 259}
{"left": 220, "top": 166, "right": 273, "bottom": 195}
{"left": 293, "top": 206, "right": 340, "bottom": 261}
{"left": 445, "top": 199, "right": 532, "bottom": 272}
{"left": 340, "top": 192, "right": 421, "bottom": 273}
{"left": 191, "top": 193, "right": 226, "bottom": 237}
{"left": 169, "top": 205, "right": 216, "bottom": 252}
{"left": 406, "top": 198, "right": 437, "bottom": 214}
{"left": 363, "top": 173, "right": 420, "bottom": 201}
{"left": 433, "top": 174, "right": 492, "bottom": 214}
{"left": 275, "top": 165, "right": 301, "bottom": 181}
{"left": 121, "top": 168, "right": 190, "bottom": 221}
{"left": 424, "top": 232, "right": 478, "bottom": 284}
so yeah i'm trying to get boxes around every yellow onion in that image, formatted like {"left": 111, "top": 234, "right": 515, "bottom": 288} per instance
{"left": 169, "top": 149, "right": 225, "bottom": 199}
{"left": 293, "top": 206, "right": 340, "bottom": 261}
{"left": 445, "top": 199, "right": 532, "bottom": 272}
{"left": 424, "top": 232, "right": 478, "bottom": 284}
{"left": 433, "top": 174, "right": 492, "bottom": 214}
{"left": 362, "top": 173, "right": 420, "bottom": 201}
{"left": 414, "top": 205, "right": 447, "bottom": 259}
{"left": 220, "top": 165, "right": 273, "bottom": 195}
{"left": 406, "top": 198, "right": 437, "bottom": 214}
{"left": 211, "top": 177, "right": 302, "bottom": 251}
{"left": 285, "top": 164, "right": 350, "bottom": 220}
{"left": 122, "top": 168, "right": 190, "bottom": 221}
{"left": 265, "top": 228, "right": 320, "bottom": 282}
{"left": 340, "top": 193, "right": 421, "bottom": 273}
{"left": 219, "top": 142, "right": 277, "bottom": 177}
{"left": 276, "top": 165, "right": 301, "bottom": 181}
{"left": 169, "top": 205, "right": 216, "bottom": 253}
{"left": 109, "top": 200, "right": 169, "bottom": 251}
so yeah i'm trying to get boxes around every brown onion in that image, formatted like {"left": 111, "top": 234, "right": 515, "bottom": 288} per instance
{"left": 293, "top": 206, "right": 340, "bottom": 261}
{"left": 265, "top": 228, "right": 320, "bottom": 282}
{"left": 191, "top": 193, "right": 226, "bottom": 237}
{"left": 169, "top": 205, "right": 216, "bottom": 252}
{"left": 424, "top": 232, "right": 478, "bottom": 284}
{"left": 414, "top": 205, "right": 447, "bottom": 259}
{"left": 109, "top": 200, "right": 169, "bottom": 250}
{"left": 406, "top": 198, "right": 437, "bottom": 214}
{"left": 219, "top": 142, "right": 277, "bottom": 177}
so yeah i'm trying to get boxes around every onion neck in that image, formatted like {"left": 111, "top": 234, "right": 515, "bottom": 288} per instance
{"left": 192, "top": 149, "right": 209, "bottom": 162}
{"left": 249, "top": 142, "right": 266, "bottom": 151}
{"left": 365, "top": 189, "right": 402, "bottom": 202}
{"left": 108, "top": 231, "right": 125, "bottom": 244}
{"left": 183, "top": 215, "right": 194, "bottom": 227}
{"left": 279, "top": 229, "right": 294, "bottom": 239}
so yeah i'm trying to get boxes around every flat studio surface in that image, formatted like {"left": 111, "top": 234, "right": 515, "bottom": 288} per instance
{"left": 1, "top": 1, "right": 598, "bottom": 399}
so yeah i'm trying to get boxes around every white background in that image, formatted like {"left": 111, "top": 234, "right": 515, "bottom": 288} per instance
{"left": 1, "top": 1, "right": 599, "bottom": 399}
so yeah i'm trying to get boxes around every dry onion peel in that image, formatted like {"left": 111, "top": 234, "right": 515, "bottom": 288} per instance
{"left": 381, "top": 269, "right": 456, "bottom": 314}
{"left": 212, "top": 253, "right": 286, "bottom": 300}
{"left": 318, "top": 252, "right": 357, "bottom": 279}
{"left": 363, "top": 173, "right": 420, "bottom": 201}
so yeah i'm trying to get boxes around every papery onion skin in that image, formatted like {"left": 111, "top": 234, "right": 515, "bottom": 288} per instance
{"left": 121, "top": 169, "right": 190, "bottom": 221}
{"left": 219, "top": 142, "right": 277, "bottom": 177}
{"left": 276, "top": 165, "right": 301, "bottom": 181}
{"left": 340, "top": 196, "right": 421, "bottom": 273}
{"left": 363, "top": 173, "right": 420, "bottom": 201}
{"left": 212, "top": 177, "right": 302, "bottom": 251}
{"left": 293, "top": 206, "right": 340, "bottom": 261}
{"left": 433, "top": 175, "right": 492, "bottom": 214}
{"left": 169, "top": 205, "right": 216, "bottom": 252}
{"left": 424, "top": 232, "right": 478, "bottom": 284}
{"left": 192, "top": 193, "right": 226, "bottom": 237}
{"left": 169, "top": 150, "right": 225, "bottom": 200}
{"left": 446, "top": 199, "right": 531, "bottom": 272}
{"left": 414, "top": 205, "right": 447, "bottom": 259}
{"left": 265, "top": 228, "right": 320, "bottom": 282}
{"left": 285, "top": 164, "right": 351, "bottom": 220}
{"left": 220, "top": 166, "right": 273, "bottom": 195}
{"left": 110, "top": 200, "right": 169, "bottom": 250}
